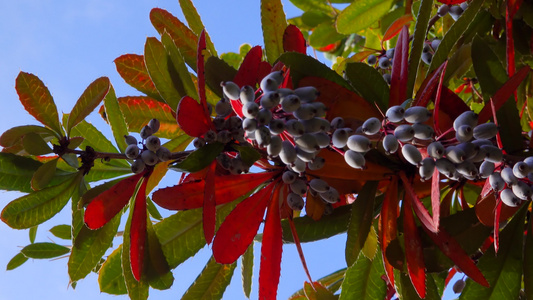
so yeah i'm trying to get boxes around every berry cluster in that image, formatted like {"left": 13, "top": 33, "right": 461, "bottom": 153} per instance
{"left": 124, "top": 118, "right": 171, "bottom": 173}
{"left": 438, "top": 3, "right": 468, "bottom": 21}
{"left": 367, "top": 48, "right": 395, "bottom": 84}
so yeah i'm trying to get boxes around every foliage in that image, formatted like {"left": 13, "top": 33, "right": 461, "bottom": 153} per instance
{"left": 2, "top": 0, "right": 533, "bottom": 299}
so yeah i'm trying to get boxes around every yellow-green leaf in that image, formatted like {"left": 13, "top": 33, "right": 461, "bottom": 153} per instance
{"left": 66, "top": 77, "right": 110, "bottom": 135}
{"left": 178, "top": 0, "right": 217, "bottom": 56}
{"left": 336, "top": 0, "right": 394, "bottom": 35}
{"left": 181, "top": 256, "right": 237, "bottom": 300}
{"left": 103, "top": 84, "right": 129, "bottom": 153}
{"left": 261, "top": 0, "right": 287, "bottom": 64}
{"left": 99, "top": 246, "right": 127, "bottom": 295}
{"left": 31, "top": 157, "right": 58, "bottom": 191}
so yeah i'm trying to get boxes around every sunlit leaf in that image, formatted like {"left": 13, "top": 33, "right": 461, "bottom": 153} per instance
{"left": 283, "top": 24, "right": 306, "bottom": 53}
{"left": 15, "top": 72, "right": 62, "bottom": 136}
{"left": 339, "top": 249, "right": 387, "bottom": 300}
{"left": 29, "top": 225, "right": 37, "bottom": 244}
{"left": 182, "top": 256, "right": 237, "bottom": 300}
{"left": 308, "top": 21, "right": 345, "bottom": 48}
{"left": 336, "top": 0, "right": 394, "bottom": 34}
{"left": 242, "top": 244, "right": 254, "bottom": 298}
{"left": 1, "top": 172, "right": 82, "bottom": 229}
{"left": 98, "top": 246, "right": 127, "bottom": 295}
{"left": 176, "top": 95, "right": 212, "bottom": 138}
{"left": 114, "top": 54, "right": 162, "bottom": 101}
{"left": 261, "top": 0, "right": 286, "bottom": 64}
{"left": 6, "top": 252, "right": 28, "bottom": 271}
{"left": 178, "top": 0, "right": 217, "bottom": 56}
{"left": 130, "top": 176, "right": 149, "bottom": 281}
{"left": 233, "top": 45, "right": 264, "bottom": 88}
{"left": 102, "top": 85, "right": 129, "bottom": 153}
{"left": 21, "top": 242, "right": 70, "bottom": 259}
{"left": 66, "top": 77, "right": 110, "bottom": 135}
{"left": 49, "top": 224, "right": 72, "bottom": 240}
{"left": 383, "top": 15, "right": 413, "bottom": 42}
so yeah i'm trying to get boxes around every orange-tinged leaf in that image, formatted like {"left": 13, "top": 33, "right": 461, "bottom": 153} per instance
{"left": 423, "top": 226, "right": 489, "bottom": 287}
{"left": 383, "top": 15, "right": 413, "bottom": 42}
{"left": 403, "top": 197, "right": 426, "bottom": 298}
{"left": 130, "top": 175, "right": 149, "bottom": 281}
{"left": 259, "top": 183, "right": 284, "bottom": 300}
{"left": 413, "top": 62, "right": 446, "bottom": 107}
{"left": 176, "top": 95, "right": 212, "bottom": 137}
{"left": 234, "top": 45, "right": 263, "bottom": 88}
{"left": 213, "top": 181, "right": 279, "bottom": 264}
{"left": 400, "top": 171, "right": 438, "bottom": 233}
{"left": 380, "top": 176, "right": 398, "bottom": 286}
{"left": 304, "top": 191, "right": 326, "bottom": 221}
{"left": 84, "top": 172, "right": 144, "bottom": 230}
{"left": 114, "top": 54, "right": 161, "bottom": 100}
{"left": 150, "top": 8, "right": 198, "bottom": 70}
{"left": 67, "top": 77, "right": 110, "bottom": 135}
{"left": 15, "top": 72, "right": 62, "bottom": 136}
{"left": 152, "top": 171, "right": 275, "bottom": 210}
{"left": 475, "top": 193, "right": 520, "bottom": 227}
{"left": 478, "top": 66, "right": 530, "bottom": 123}
{"left": 283, "top": 24, "right": 306, "bottom": 54}
{"left": 389, "top": 26, "right": 409, "bottom": 107}
{"left": 203, "top": 161, "right": 216, "bottom": 244}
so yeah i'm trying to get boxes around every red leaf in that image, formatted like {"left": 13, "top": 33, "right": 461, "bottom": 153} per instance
{"left": 444, "top": 268, "right": 457, "bottom": 287}
{"left": 383, "top": 15, "right": 413, "bottom": 43}
{"left": 506, "top": 5, "right": 515, "bottom": 80}
{"left": 84, "top": 173, "right": 144, "bottom": 229}
{"left": 230, "top": 99, "right": 244, "bottom": 118}
{"left": 399, "top": 172, "right": 438, "bottom": 233}
{"left": 176, "top": 95, "right": 212, "bottom": 137}
{"left": 432, "top": 61, "right": 448, "bottom": 137}
{"left": 283, "top": 25, "right": 306, "bottom": 54}
{"left": 508, "top": 0, "right": 523, "bottom": 17}
{"left": 288, "top": 216, "right": 312, "bottom": 283}
{"left": 259, "top": 183, "right": 284, "bottom": 300}
{"left": 130, "top": 175, "right": 149, "bottom": 281}
{"left": 212, "top": 181, "right": 279, "bottom": 264}
{"left": 478, "top": 66, "right": 530, "bottom": 123}
{"left": 413, "top": 62, "right": 446, "bottom": 107}
{"left": 493, "top": 200, "right": 502, "bottom": 254}
{"left": 203, "top": 161, "right": 216, "bottom": 244}
{"left": 197, "top": 29, "right": 211, "bottom": 123}
{"left": 114, "top": 54, "right": 159, "bottom": 98}
{"left": 234, "top": 46, "right": 263, "bottom": 88}
{"left": 389, "top": 26, "right": 409, "bottom": 107}
{"left": 431, "top": 167, "right": 440, "bottom": 226}
{"left": 423, "top": 226, "right": 489, "bottom": 287}
{"left": 403, "top": 197, "right": 426, "bottom": 298}
{"left": 380, "top": 177, "right": 399, "bottom": 286}
{"left": 152, "top": 171, "right": 275, "bottom": 210}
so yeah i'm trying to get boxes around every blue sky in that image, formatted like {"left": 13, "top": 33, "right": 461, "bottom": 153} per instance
{"left": 0, "top": 1, "right": 354, "bottom": 300}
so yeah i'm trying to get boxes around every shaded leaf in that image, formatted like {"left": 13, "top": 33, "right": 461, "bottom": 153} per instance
{"left": 49, "top": 224, "right": 72, "bottom": 240}
{"left": 241, "top": 244, "right": 254, "bottom": 298}
{"left": 0, "top": 153, "right": 46, "bottom": 192}
{"left": 161, "top": 32, "right": 198, "bottom": 101}
{"left": 524, "top": 216, "right": 533, "bottom": 299}
{"left": 15, "top": 72, "right": 62, "bottom": 136}
{"left": 403, "top": 196, "right": 426, "bottom": 298}
{"left": 396, "top": 271, "right": 440, "bottom": 300}
{"left": 98, "top": 246, "right": 127, "bottom": 295}
{"left": 145, "top": 215, "right": 174, "bottom": 290}
{"left": 0, "top": 125, "right": 55, "bottom": 148}
{"left": 182, "top": 256, "right": 237, "bottom": 300}
{"left": 170, "top": 142, "right": 223, "bottom": 173}
{"left": 130, "top": 176, "right": 149, "bottom": 281}
{"left": 22, "top": 132, "right": 52, "bottom": 155}
{"left": 345, "top": 181, "right": 378, "bottom": 267}
{"left": 233, "top": 45, "right": 264, "bottom": 88}
{"left": 389, "top": 26, "right": 409, "bottom": 107}
{"left": 380, "top": 177, "right": 399, "bottom": 286}
{"left": 102, "top": 85, "right": 129, "bottom": 153}
{"left": 204, "top": 56, "right": 237, "bottom": 98}
{"left": 344, "top": 62, "right": 389, "bottom": 110}
{"left": 6, "top": 252, "right": 28, "bottom": 271}
{"left": 30, "top": 157, "right": 58, "bottom": 191}
{"left": 1, "top": 172, "right": 82, "bottom": 229}
{"left": 203, "top": 161, "right": 217, "bottom": 244}
{"left": 21, "top": 242, "right": 70, "bottom": 259}
{"left": 261, "top": 0, "right": 287, "bottom": 64}
{"left": 413, "top": 62, "right": 447, "bottom": 107}
{"left": 336, "top": 0, "right": 394, "bottom": 34}
{"left": 258, "top": 183, "right": 284, "bottom": 300}
{"left": 150, "top": 8, "right": 198, "bottom": 70}
{"left": 66, "top": 77, "right": 110, "bottom": 135}
{"left": 339, "top": 249, "right": 387, "bottom": 300}
{"left": 303, "top": 281, "right": 337, "bottom": 300}
{"left": 213, "top": 181, "right": 278, "bottom": 264}
{"left": 69, "top": 211, "right": 121, "bottom": 282}
{"left": 400, "top": 171, "right": 438, "bottom": 233}
{"left": 114, "top": 54, "right": 162, "bottom": 100}
{"left": 144, "top": 37, "right": 182, "bottom": 110}
{"left": 233, "top": 145, "right": 261, "bottom": 167}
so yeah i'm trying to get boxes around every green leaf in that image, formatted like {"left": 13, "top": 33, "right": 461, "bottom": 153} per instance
{"left": 1, "top": 172, "right": 82, "bottom": 229}
{"left": 31, "top": 157, "right": 58, "bottom": 191}
{"left": 0, "top": 153, "right": 43, "bottom": 192}
{"left": 145, "top": 217, "right": 174, "bottom": 290}
{"left": 29, "top": 225, "right": 38, "bottom": 243}
{"left": 68, "top": 212, "right": 121, "bottom": 282}
{"left": 178, "top": 0, "right": 217, "bottom": 56}
{"left": 83, "top": 160, "right": 131, "bottom": 183}
{"left": 308, "top": 21, "right": 346, "bottom": 48}
{"left": 99, "top": 246, "right": 127, "bottom": 295}
{"left": 21, "top": 242, "right": 70, "bottom": 259}
{"left": 122, "top": 196, "right": 150, "bottom": 300}
{"left": 115, "top": 96, "right": 181, "bottom": 140}
{"left": 232, "top": 145, "right": 261, "bottom": 167}
{"left": 0, "top": 125, "right": 55, "bottom": 148}
{"left": 406, "top": 0, "right": 433, "bottom": 98}
{"left": 15, "top": 72, "right": 62, "bottom": 136}
{"left": 345, "top": 62, "right": 389, "bottom": 110}
{"left": 345, "top": 181, "right": 378, "bottom": 267}
{"left": 361, "top": 226, "right": 378, "bottom": 259}
{"left": 339, "top": 249, "right": 387, "bottom": 300}
{"left": 170, "top": 142, "right": 224, "bottom": 173}
{"left": 241, "top": 244, "right": 254, "bottom": 298}
{"left": 443, "top": 43, "right": 472, "bottom": 83}
{"left": 103, "top": 85, "right": 129, "bottom": 153}
{"left": 22, "top": 132, "right": 52, "bottom": 155}
{"left": 261, "top": 0, "right": 287, "bottom": 64}
{"left": 277, "top": 204, "right": 351, "bottom": 243}
{"left": 524, "top": 217, "right": 533, "bottom": 299}
{"left": 291, "top": 268, "right": 347, "bottom": 298}
{"left": 302, "top": 11, "right": 332, "bottom": 28}
{"left": 335, "top": 0, "right": 394, "bottom": 35}
{"left": 144, "top": 37, "right": 182, "bottom": 111}
{"left": 396, "top": 271, "right": 440, "bottom": 300}
{"left": 182, "top": 256, "right": 237, "bottom": 300}
{"left": 146, "top": 197, "right": 163, "bottom": 221}
{"left": 459, "top": 205, "right": 527, "bottom": 300}
{"left": 66, "top": 77, "right": 110, "bottom": 136}
{"left": 277, "top": 52, "right": 353, "bottom": 90}
{"left": 428, "top": 0, "right": 485, "bottom": 72}
{"left": 289, "top": 0, "right": 332, "bottom": 12}
{"left": 161, "top": 32, "right": 199, "bottom": 101}
{"left": 6, "top": 252, "right": 29, "bottom": 271}
{"left": 150, "top": 8, "right": 198, "bottom": 71}
{"left": 220, "top": 52, "right": 242, "bottom": 69}
{"left": 204, "top": 56, "right": 238, "bottom": 98}
{"left": 69, "top": 119, "right": 119, "bottom": 154}
{"left": 49, "top": 224, "right": 72, "bottom": 240}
